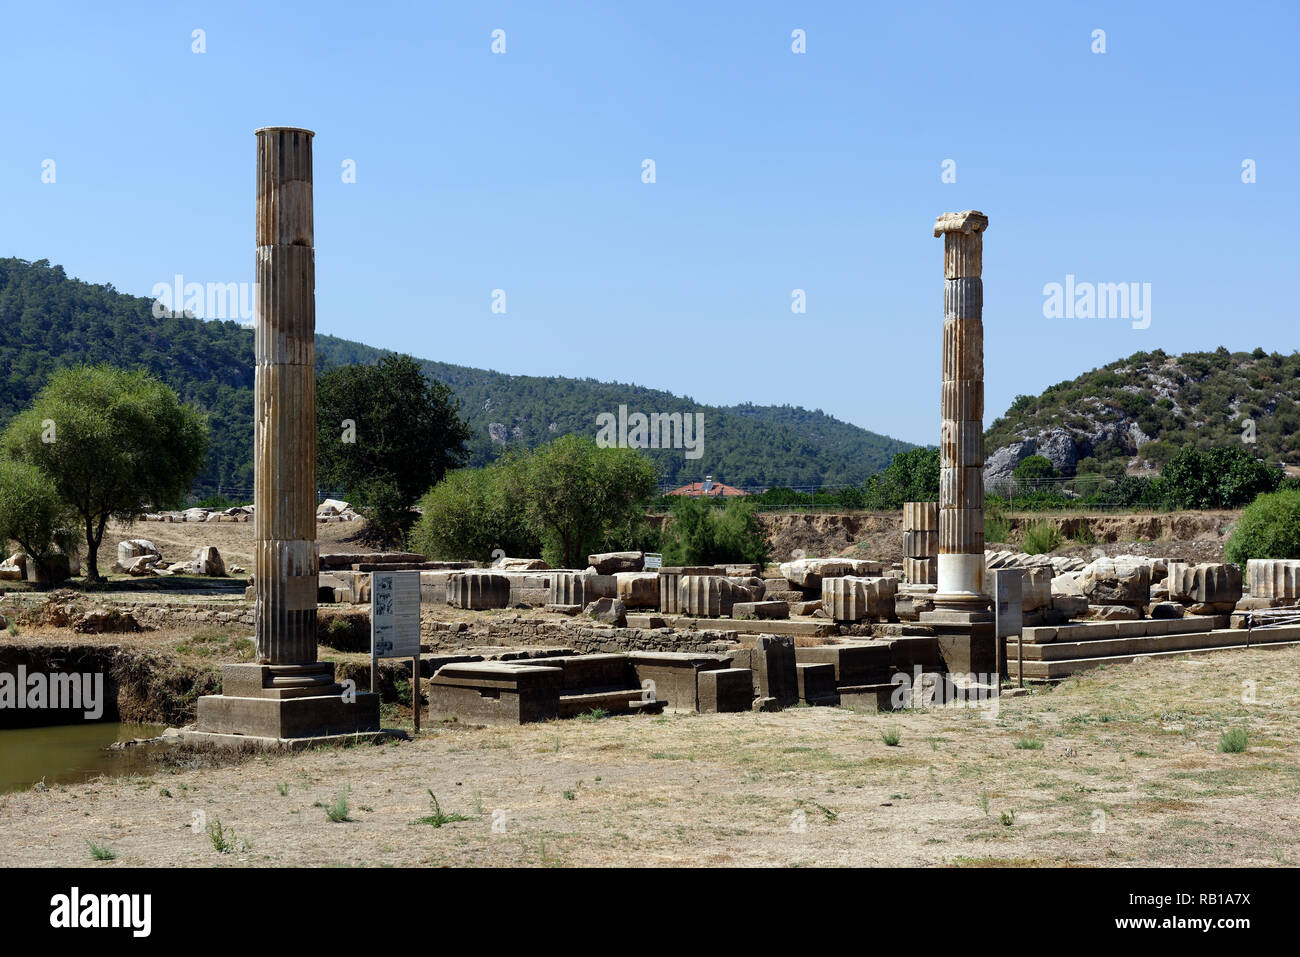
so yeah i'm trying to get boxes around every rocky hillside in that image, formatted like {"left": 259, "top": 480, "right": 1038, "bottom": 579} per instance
{"left": 984, "top": 348, "right": 1300, "bottom": 486}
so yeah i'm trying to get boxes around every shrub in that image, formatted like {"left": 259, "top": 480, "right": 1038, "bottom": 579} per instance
{"left": 1218, "top": 728, "right": 1248, "bottom": 754}
{"left": 1013, "top": 455, "right": 1057, "bottom": 484}
{"left": 1225, "top": 489, "right": 1300, "bottom": 566}
{"left": 1021, "top": 520, "right": 1062, "bottom": 555}
{"left": 984, "top": 506, "right": 1012, "bottom": 544}
{"left": 1161, "top": 445, "right": 1281, "bottom": 510}
{"left": 660, "top": 496, "right": 771, "bottom": 567}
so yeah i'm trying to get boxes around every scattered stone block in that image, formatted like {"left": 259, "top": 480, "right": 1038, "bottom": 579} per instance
{"left": 1149, "top": 601, "right": 1185, "bottom": 619}
{"left": 446, "top": 572, "right": 510, "bottom": 610}
{"left": 493, "top": 557, "right": 551, "bottom": 571}
{"left": 821, "top": 576, "right": 897, "bottom": 622}
{"left": 587, "top": 551, "right": 644, "bottom": 574}
{"left": 732, "top": 600, "right": 790, "bottom": 620}
{"left": 698, "top": 668, "right": 754, "bottom": 713}
{"left": 838, "top": 682, "right": 899, "bottom": 713}
{"left": 796, "top": 662, "right": 839, "bottom": 704}
{"left": 679, "top": 575, "right": 741, "bottom": 618}
{"left": 629, "top": 652, "right": 734, "bottom": 713}
{"left": 1167, "top": 562, "right": 1243, "bottom": 606}
{"left": 796, "top": 644, "right": 892, "bottom": 686}
{"left": 730, "top": 633, "right": 798, "bottom": 706}
{"left": 1080, "top": 559, "right": 1150, "bottom": 608}
{"left": 790, "top": 600, "right": 823, "bottom": 616}
{"left": 584, "top": 597, "right": 628, "bottom": 627}
{"left": 427, "top": 662, "right": 563, "bottom": 725}
{"left": 779, "top": 558, "right": 883, "bottom": 590}
{"left": 1087, "top": 604, "right": 1141, "bottom": 621}
{"left": 1021, "top": 566, "right": 1052, "bottom": 612}
{"left": 1247, "top": 559, "right": 1300, "bottom": 599}
{"left": 615, "top": 571, "right": 660, "bottom": 608}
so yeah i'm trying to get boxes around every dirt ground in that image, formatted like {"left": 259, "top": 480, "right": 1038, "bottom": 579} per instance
{"left": 100, "top": 518, "right": 373, "bottom": 575}
{"left": 1, "top": 643, "right": 1296, "bottom": 868}
{"left": 760, "top": 510, "right": 1239, "bottom": 567}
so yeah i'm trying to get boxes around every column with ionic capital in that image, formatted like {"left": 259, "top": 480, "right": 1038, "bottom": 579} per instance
{"left": 932, "top": 210, "right": 990, "bottom": 617}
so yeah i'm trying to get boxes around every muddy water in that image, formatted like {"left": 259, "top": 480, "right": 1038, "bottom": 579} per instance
{"left": 0, "top": 722, "right": 165, "bottom": 794}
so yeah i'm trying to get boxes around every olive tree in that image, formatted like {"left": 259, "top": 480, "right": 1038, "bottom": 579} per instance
{"left": 2, "top": 365, "right": 207, "bottom": 582}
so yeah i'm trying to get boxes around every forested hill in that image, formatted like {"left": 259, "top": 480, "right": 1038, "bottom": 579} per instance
{"left": 0, "top": 258, "right": 914, "bottom": 494}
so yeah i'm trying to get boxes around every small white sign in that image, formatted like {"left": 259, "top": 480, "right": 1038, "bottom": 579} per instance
{"left": 371, "top": 570, "right": 421, "bottom": 659}
{"left": 643, "top": 552, "right": 663, "bottom": 570}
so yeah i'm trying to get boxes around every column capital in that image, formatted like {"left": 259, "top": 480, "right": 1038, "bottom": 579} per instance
{"left": 934, "top": 210, "right": 989, "bottom": 237}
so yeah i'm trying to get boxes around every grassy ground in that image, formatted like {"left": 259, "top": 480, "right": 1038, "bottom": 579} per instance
{"left": 1, "top": 644, "right": 1296, "bottom": 867}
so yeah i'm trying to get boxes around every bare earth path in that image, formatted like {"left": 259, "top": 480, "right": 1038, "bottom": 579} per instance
{"left": 2, "top": 645, "right": 1296, "bottom": 867}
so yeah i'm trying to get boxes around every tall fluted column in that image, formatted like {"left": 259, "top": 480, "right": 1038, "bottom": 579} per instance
{"left": 254, "top": 127, "right": 319, "bottom": 665}
{"left": 933, "top": 210, "right": 989, "bottom": 614}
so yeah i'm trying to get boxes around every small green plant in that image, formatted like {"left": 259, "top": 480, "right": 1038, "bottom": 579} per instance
{"left": 275, "top": 782, "right": 290, "bottom": 796}
{"left": 207, "top": 819, "right": 237, "bottom": 854}
{"left": 880, "top": 727, "right": 901, "bottom": 747}
{"left": 999, "top": 809, "right": 1016, "bottom": 827}
{"left": 985, "top": 507, "right": 1012, "bottom": 544}
{"left": 412, "top": 790, "right": 469, "bottom": 827}
{"left": 574, "top": 708, "right": 609, "bottom": 722}
{"left": 323, "top": 790, "right": 350, "bottom": 823}
{"left": 1071, "top": 518, "right": 1097, "bottom": 546}
{"left": 1021, "top": 520, "right": 1063, "bottom": 555}
{"left": 87, "top": 841, "right": 116, "bottom": 861}
{"left": 562, "top": 789, "right": 576, "bottom": 800}
{"left": 1014, "top": 737, "right": 1044, "bottom": 750}
{"left": 1219, "top": 727, "right": 1249, "bottom": 754}
{"left": 979, "top": 793, "right": 991, "bottom": 817}
{"left": 7, "top": 621, "right": 18, "bottom": 637}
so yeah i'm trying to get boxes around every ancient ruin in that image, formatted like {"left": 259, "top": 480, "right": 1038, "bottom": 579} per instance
{"left": 186, "top": 128, "right": 380, "bottom": 744}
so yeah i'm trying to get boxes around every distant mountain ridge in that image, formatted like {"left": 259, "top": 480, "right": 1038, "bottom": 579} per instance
{"left": 0, "top": 257, "right": 915, "bottom": 494}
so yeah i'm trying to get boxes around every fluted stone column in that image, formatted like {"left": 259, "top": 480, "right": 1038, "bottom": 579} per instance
{"left": 932, "top": 210, "right": 990, "bottom": 618}
{"left": 186, "top": 128, "right": 380, "bottom": 741}
{"left": 254, "top": 127, "right": 321, "bottom": 668}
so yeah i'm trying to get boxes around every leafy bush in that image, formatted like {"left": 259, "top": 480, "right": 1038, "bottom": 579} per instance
{"left": 1225, "top": 489, "right": 1300, "bottom": 566}
{"left": 1012, "top": 455, "right": 1057, "bottom": 484}
{"left": 660, "top": 496, "right": 771, "bottom": 567}
{"left": 984, "top": 505, "right": 1012, "bottom": 544}
{"left": 861, "top": 447, "right": 940, "bottom": 510}
{"left": 1021, "top": 520, "right": 1063, "bottom": 555}
{"left": 1160, "top": 446, "right": 1281, "bottom": 510}
{"left": 410, "top": 456, "right": 539, "bottom": 562}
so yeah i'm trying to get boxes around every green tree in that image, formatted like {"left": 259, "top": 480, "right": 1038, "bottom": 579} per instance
{"left": 0, "top": 458, "right": 78, "bottom": 583}
{"left": 518, "top": 435, "right": 658, "bottom": 569}
{"left": 317, "top": 354, "right": 471, "bottom": 548}
{"left": 1013, "top": 454, "right": 1057, "bottom": 484}
{"left": 2, "top": 365, "right": 207, "bottom": 582}
{"left": 1225, "top": 489, "right": 1300, "bottom": 566}
{"left": 862, "top": 447, "right": 940, "bottom": 510}
{"left": 409, "top": 455, "right": 539, "bottom": 562}
{"left": 659, "top": 496, "right": 770, "bottom": 566}
{"left": 1160, "top": 446, "right": 1281, "bottom": 510}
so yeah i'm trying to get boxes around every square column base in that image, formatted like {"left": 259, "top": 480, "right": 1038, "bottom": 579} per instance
{"left": 193, "top": 691, "right": 381, "bottom": 739}
{"left": 188, "top": 660, "right": 382, "bottom": 739}
{"left": 923, "top": 621, "right": 998, "bottom": 677}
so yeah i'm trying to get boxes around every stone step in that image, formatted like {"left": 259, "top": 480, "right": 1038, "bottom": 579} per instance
{"left": 1018, "top": 616, "right": 1230, "bottom": 645}
{"left": 626, "top": 614, "right": 837, "bottom": 638}
{"left": 1007, "top": 635, "right": 1300, "bottom": 680}
{"left": 1005, "top": 623, "right": 1300, "bottom": 661}
{"left": 557, "top": 689, "right": 665, "bottom": 717}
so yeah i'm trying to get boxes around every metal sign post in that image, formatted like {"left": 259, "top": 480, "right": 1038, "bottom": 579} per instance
{"left": 370, "top": 570, "right": 423, "bottom": 732}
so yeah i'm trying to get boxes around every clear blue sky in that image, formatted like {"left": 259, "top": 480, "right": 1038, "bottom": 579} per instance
{"left": 2, "top": 1, "right": 1296, "bottom": 446}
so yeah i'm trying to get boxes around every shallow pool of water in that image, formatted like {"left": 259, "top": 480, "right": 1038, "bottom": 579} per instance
{"left": 0, "top": 722, "right": 166, "bottom": 794}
